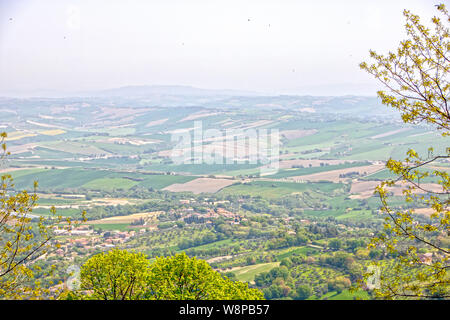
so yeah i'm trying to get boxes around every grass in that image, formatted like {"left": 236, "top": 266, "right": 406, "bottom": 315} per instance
{"left": 11, "top": 168, "right": 112, "bottom": 190}
{"left": 10, "top": 167, "right": 197, "bottom": 191}
{"left": 265, "top": 162, "right": 368, "bottom": 179}
{"left": 221, "top": 167, "right": 263, "bottom": 177}
{"left": 183, "top": 239, "right": 234, "bottom": 251}
{"left": 233, "top": 262, "right": 281, "bottom": 283}
{"left": 33, "top": 146, "right": 76, "bottom": 159}
{"left": 319, "top": 289, "right": 370, "bottom": 300}
{"left": 144, "top": 163, "right": 261, "bottom": 175}
{"left": 361, "top": 168, "right": 396, "bottom": 180}
{"left": 5, "top": 131, "right": 37, "bottom": 141}
{"left": 9, "top": 168, "right": 47, "bottom": 179}
{"left": 31, "top": 207, "right": 83, "bottom": 217}
{"left": 39, "top": 129, "right": 66, "bottom": 136}
{"left": 363, "top": 167, "right": 444, "bottom": 183}
{"left": 82, "top": 178, "right": 139, "bottom": 191}
{"left": 219, "top": 180, "right": 343, "bottom": 199}
{"left": 335, "top": 209, "right": 376, "bottom": 221}
{"left": 286, "top": 131, "right": 336, "bottom": 147}
{"left": 343, "top": 146, "right": 395, "bottom": 161}
{"left": 41, "top": 141, "right": 109, "bottom": 156}
{"left": 137, "top": 175, "right": 197, "bottom": 189}
{"left": 36, "top": 197, "right": 83, "bottom": 205}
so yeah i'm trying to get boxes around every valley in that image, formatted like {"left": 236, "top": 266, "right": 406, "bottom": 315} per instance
{"left": 1, "top": 92, "right": 448, "bottom": 300}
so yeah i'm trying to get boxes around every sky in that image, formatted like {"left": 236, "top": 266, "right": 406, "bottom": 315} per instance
{"left": 0, "top": 0, "right": 443, "bottom": 96}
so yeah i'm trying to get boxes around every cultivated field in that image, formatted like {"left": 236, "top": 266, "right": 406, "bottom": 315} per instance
{"left": 224, "top": 262, "right": 281, "bottom": 283}
{"left": 163, "top": 177, "right": 236, "bottom": 194}
{"left": 350, "top": 180, "right": 445, "bottom": 198}
{"left": 280, "top": 129, "right": 317, "bottom": 140}
{"left": 276, "top": 159, "right": 362, "bottom": 169}
{"left": 87, "top": 211, "right": 163, "bottom": 224}
{"left": 288, "top": 164, "right": 385, "bottom": 182}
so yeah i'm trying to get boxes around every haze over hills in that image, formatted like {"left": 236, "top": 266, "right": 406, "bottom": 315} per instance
{"left": 84, "top": 85, "right": 267, "bottom": 98}
{"left": 0, "top": 84, "right": 381, "bottom": 99}
{"left": 0, "top": 85, "right": 266, "bottom": 99}
{"left": 0, "top": 85, "right": 393, "bottom": 118}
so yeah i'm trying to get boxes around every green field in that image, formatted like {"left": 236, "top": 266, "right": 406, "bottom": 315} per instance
{"left": 219, "top": 180, "right": 343, "bottom": 199}
{"left": 265, "top": 162, "right": 369, "bottom": 179}
{"left": 317, "top": 289, "right": 370, "bottom": 300}
{"left": 233, "top": 262, "right": 281, "bottom": 283}
{"left": 10, "top": 168, "right": 198, "bottom": 191}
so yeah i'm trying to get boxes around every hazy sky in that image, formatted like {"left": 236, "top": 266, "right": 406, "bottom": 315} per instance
{"left": 0, "top": 0, "right": 442, "bottom": 96}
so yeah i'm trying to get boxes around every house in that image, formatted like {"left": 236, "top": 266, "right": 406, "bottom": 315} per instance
{"left": 71, "top": 229, "right": 93, "bottom": 236}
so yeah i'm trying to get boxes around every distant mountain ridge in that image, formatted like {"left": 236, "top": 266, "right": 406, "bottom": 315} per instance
{"left": 78, "top": 85, "right": 267, "bottom": 98}
{"left": 0, "top": 84, "right": 382, "bottom": 99}
{"left": 0, "top": 85, "right": 267, "bottom": 99}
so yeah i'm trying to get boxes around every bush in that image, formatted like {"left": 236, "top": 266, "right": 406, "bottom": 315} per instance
{"left": 70, "top": 250, "right": 264, "bottom": 300}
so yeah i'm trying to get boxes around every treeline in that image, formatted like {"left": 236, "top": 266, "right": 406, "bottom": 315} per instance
{"left": 253, "top": 252, "right": 360, "bottom": 300}
{"left": 178, "top": 232, "right": 224, "bottom": 250}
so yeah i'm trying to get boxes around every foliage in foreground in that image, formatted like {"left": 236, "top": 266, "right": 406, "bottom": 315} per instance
{"left": 65, "top": 249, "right": 264, "bottom": 300}
{"left": 359, "top": 4, "right": 449, "bottom": 299}
{"left": 0, "top": 133, "right": 85, "bottom": 299}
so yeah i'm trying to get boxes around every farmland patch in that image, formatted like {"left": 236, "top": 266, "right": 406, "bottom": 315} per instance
{"left": 163, "top": 177, "right": 236, "bottom": 194}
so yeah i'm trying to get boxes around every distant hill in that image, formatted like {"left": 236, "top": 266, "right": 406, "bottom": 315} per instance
{"left": 79, "top": 85, "right": 266, "bottom": 98}
{"left": 0, "top": 85, "right": 266, "bottom": 99}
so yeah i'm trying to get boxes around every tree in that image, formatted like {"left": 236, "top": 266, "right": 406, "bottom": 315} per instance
{"left": 329, "top": 239, "right": 342, "bottom": 251}
{"left": 295, "top": 285, "right": 312, "bottom": 300}
{"left": 145, "top": 252, "right": 263, "bottom": 300}
{"left": 359, "top": 4, "right": 449, "bottom": 299}
{"left": 79, "top": 249, "right": 150, "bottom": 300}
{"left": 280, "top": 258, "right": 292, "bottom": 268}
{"left": 0, "top": 133, "right": 84, "bottom": 299}
{"left": 72, "top": 250, "right": 263, "bottom": 300}
{"left": 328, "top": 276, "right": 351, "bottom": 294}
